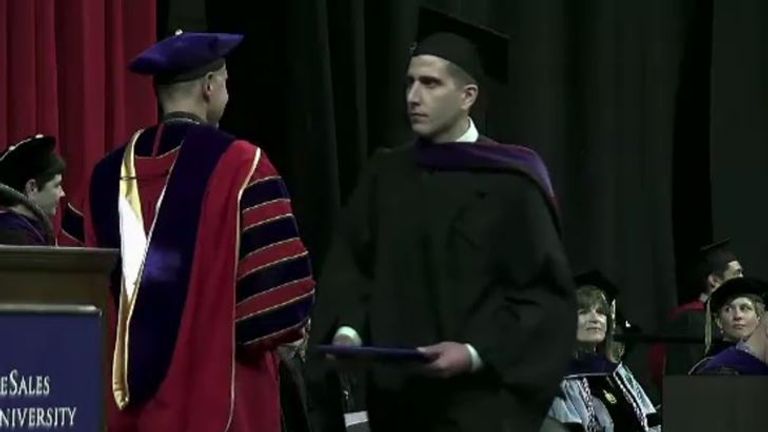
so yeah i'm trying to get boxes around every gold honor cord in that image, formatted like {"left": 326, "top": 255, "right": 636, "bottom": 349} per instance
{"left": 112, "top": 129, "right": 180, "bottom": 409}
{"left": 113, "top": 129, "right": 145, "bottom": 409}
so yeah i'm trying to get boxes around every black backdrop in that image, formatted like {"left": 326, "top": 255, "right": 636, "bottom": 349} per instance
{"left": 157, "top": 0, "right": 768, "bottom": 394}
{"left": 710, "top": 1, "right": 768, "bottom": 285}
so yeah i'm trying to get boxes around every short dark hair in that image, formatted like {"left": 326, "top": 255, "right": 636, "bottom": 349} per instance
{"left": 0, "top": 154, "right": 64, "bottom": 206}
{"left": 34, "top": 156, "right": 65, "bottom": 187}
{"left": 444, "top": 61, "right": 477, "bottom": 87}
{"left": 693, "top": 247, "right": 738, "bottom": 294}
{"left": 705, "top": 250, "right": 737, "bottom": 277}
{"left": 155, "top": 65, "right": 225, "bottom": 104}
{"left": 155, "top": 78, "right": 200, "bottom": 103}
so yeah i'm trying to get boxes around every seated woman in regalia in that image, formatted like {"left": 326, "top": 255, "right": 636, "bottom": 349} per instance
{"left": 688, "top": 275, "right": 764, "bottom": 374}
{"left": 691, "top": 277, "right": 768, "bottom": 375}
{"left": 543, "top": 272, "right": 660, "bottom": 432}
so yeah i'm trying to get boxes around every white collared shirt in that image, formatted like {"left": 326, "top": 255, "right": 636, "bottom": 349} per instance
{"left": 456, "top": 117, "right": 479, "bottom": 143}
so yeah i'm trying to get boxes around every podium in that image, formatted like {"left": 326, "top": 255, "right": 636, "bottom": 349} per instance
{"left": 663, "top": 375, "right": 768, "bottom": 431}
{"left": 0, "top": 246, "right": 118, "bottom": 431}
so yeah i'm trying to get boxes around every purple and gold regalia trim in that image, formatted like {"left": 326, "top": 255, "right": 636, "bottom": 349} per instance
{"left": 90, "top": 123, "right": 236, "bottom": 406}
{"left": 698, "top": 346, "right": 768, "bottom": 375}
{"left": 240, "top": 177, "right": 288, "bottom": 209}
{"left": 416, "top": 136, "right": 561, "bottom": 232}
{"left": 239, "top": 218, "right": 303, "bottom": 259}
{"left": 234, "top": 173, "right": 315, "bottom": 346}
{"left": 236, "top": 294, "right": 314, "bottom": 346}
{"left": 237, "top": 255, "right": 313, "bottom": 303}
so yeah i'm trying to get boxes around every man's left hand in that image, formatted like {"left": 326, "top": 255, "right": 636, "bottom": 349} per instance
{"left": 417, "top": 342, "right": 473, "bottom": 379}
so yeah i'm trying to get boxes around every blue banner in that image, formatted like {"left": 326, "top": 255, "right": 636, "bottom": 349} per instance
{"left": 0, "top": 305, "right": 102, "bottom": 431}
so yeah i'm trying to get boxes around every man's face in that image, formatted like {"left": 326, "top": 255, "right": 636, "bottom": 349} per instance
{"left": 206, "top": 66, "right": 230, "bottom": 125}
{"left": 405, "top": 55, "right": 471, "bottom": 141}
{"left": 721, "top": 260, "right": 744, "bottom": 281}
{"left": 717, "top": 296, "right": 761, "bottom": 341}
{"left": 26, "top": 174, "right": 65, "bottom": 217}
{"left": 711, "top": 260, "right": 744, "bottom": 291}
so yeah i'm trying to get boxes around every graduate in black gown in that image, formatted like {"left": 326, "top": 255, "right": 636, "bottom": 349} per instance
{"left": 280, "top": 339, "right": 312, "bottom": 432}
{"left": 693, "top": 277, "right": 768, "bottom": 375}
{"left": 0, "top": 134, "right": 65, "bottom": 245}
{"left": 307, "top": 7, "right": 576, "bottom": 432}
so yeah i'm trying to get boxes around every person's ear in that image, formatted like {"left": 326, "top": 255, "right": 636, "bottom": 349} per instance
{"left": 461, "top": 84, "right": 478, "bottom": 111}
{"left": 707, "top": 274, "right": 720, "bottom": 292}
{"left": 24, "top": 179, "right": 38, "bottom": 196}
{"left": 202, "top": 73, "right": 215, "bottom": 100}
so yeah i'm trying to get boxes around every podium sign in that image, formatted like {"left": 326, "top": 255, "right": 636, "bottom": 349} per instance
{"left": 0, "top": 305, "right": 102, "bottom": 431}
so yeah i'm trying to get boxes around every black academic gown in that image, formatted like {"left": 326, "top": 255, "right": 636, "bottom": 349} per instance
{"left": 308, "top": 137, "right": 576, "bottom": 432}
{"left": 0, "top": 209, "right": 50, "bottom": 245}
{"left": 279, "top": 348, "right": 312, "bottom": 432}
{"left": 663, "top": 307, "right": 708, "bottom": 375}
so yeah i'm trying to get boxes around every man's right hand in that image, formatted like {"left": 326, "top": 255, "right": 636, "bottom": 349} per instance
{"left": 328, "top": 327, "right": 363, "bottom": 368}
{"left": 332, "top": 333, "right": 361, "bottom": 347}
{"left": 332, "top": 326, "right": 363, "bottom": 347}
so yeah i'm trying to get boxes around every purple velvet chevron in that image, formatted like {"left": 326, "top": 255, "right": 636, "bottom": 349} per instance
{"left": 89, "top": 122, "right": 235, "bottom": 405}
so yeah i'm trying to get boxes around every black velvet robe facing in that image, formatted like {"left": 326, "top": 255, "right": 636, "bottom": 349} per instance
{"left": 308, "top": 139, "right": 576, "bottom": 432}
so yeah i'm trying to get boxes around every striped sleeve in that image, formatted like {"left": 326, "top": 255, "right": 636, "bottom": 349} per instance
{"left": 59, "top": 200, "right": 85, "bottom": 247}
{"left": 235, "top": 153, "right": 315, "bottom": 351}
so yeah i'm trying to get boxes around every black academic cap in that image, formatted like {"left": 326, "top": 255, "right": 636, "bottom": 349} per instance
{"left": 412, "top": 7, "right": 509, "bottom": 83}
{"left": 700, "top": 238, "right": 731, "bottom": 253}
{"left": 708, "top": 277, "right": 768, "bottom": 315}
{"left": 0, "top": 134, "right": 58, "bottom": 191}
{"left": 695, "top": 238, "right": 738, "bottom": 280}
{"left": 575, "top": 270, "right": 641, "bottom": 357}
{"left": 575, "top": 270, "right": 619, "bottom": 304}
{"left": 129, "top": 31, "right": 244, "bottom": 84}
{"left": 699, "top": 238, "right": 737, "bottom": 264}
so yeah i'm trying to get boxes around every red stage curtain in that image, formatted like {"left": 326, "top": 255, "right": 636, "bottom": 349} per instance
{"left": 0, "top": 0, "right": 157, "bottom": 228}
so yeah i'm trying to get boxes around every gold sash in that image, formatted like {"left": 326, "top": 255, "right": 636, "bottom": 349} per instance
{"left": 112, "top": 129, "right": 145, "bottom": 409}
{"left": 112, "top": 129, "right": 174, "bottom": 409}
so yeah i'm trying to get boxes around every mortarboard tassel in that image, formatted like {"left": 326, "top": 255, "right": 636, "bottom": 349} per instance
{"left": 704, "top": 299, "right": 712, "bottom": 355}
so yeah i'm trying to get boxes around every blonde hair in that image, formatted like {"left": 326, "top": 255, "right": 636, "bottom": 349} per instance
{"left": 708, "top": 294, "right": 766, "bottom": 348}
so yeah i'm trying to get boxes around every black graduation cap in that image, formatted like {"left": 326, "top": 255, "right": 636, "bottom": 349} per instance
{"left": 700, "top": 238, "right": 731, "bottom": 253}
{"left": 575, "top": 270, "right": 641, "bottom": 333}
{"left": 698, "top": 238, "right": 737, "bottom": 269}
{"left": 691, "top": 238, "right": 739, "bottom": 293}
{"left": 708, "top": 277, "right": 768, "bottom": 315}
{"left": 575, "top": 270, "right": 641, "bottom": 360}
{"left": 0, "top": 134, "right": 58, "bottom": 191}
{"left": 574, "top": 270, "right": 619, "bottom": 304}
{"left": 703, "top": 275, "right": 763, "bottom": 351}
{"left": 412, "top": 7, "right": 509, "bottom": 84}
{"left": 129, "top": 31, "right": 244, "bottom": 84}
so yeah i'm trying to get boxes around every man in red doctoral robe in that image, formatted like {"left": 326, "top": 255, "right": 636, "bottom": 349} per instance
{"left": 66, "top": 32, "right": 315, "bottom": 432}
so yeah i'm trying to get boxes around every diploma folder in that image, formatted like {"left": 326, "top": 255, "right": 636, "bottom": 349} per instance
{"left": 314, "top": 345, "right": 431, "bottom": 363}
